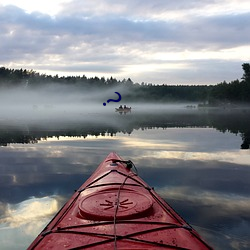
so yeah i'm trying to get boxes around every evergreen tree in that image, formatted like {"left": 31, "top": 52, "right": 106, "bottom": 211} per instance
{"left": 242, "top": 63, "right": 250, "bottom": 83}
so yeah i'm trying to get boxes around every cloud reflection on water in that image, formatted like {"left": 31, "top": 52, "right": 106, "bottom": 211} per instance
{"left": 153, "top": 150, "right": 250, "bottom": 166}
{"left": 0, "top": 196, "right": 59, "bottom": 228}
{"left": 0, "top": 196, "right": 62, "bottom": 250}
{"left": 0, "top": 127, "right": 250, "bottom": 249}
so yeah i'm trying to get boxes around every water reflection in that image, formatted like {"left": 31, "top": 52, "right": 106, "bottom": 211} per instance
{"left": 1, "top": 196, "right": 59, "bottom": 228}
{"left": 0, "top": 109, "right": 250, "bottom": 249}
{"left": 0, "top": 196, "right": 62, "bottom": 250}
{"left": 0, "top": 107, "right": 250, "bottom": 149}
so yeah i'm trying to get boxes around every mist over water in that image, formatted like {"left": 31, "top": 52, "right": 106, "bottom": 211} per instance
{"left": 0, "top": 88, "right": 121, "bottom": 133}
{"left": 0, "top": 84, "right": 197, "bottom": 124}
{"left": 0, "top": 85, "right": 109, "bottom": 121}
{"left": 1, "top": 84, "right": 250, "bottom": 151}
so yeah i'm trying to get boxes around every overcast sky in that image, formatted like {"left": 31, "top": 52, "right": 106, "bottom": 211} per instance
{"left": 0, "top": 0, "right": 250, "bottom": 85}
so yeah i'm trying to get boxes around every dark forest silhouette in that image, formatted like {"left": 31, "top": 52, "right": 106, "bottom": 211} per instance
{"left": 0, "top": 63, "right": 250, "bottom": 104}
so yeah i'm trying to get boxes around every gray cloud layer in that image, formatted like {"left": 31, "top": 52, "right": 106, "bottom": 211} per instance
{"left": 0, "top": 1, "right": 250, "bottom": 84}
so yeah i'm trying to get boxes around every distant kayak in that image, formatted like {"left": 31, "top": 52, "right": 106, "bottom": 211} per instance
{"left": 28, "top": 152, "right": 213, "bottom": 249}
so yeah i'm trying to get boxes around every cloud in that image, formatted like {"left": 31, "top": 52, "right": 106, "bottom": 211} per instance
{"left": 5, "top": 4, "right": 247, "bottom": 49}
{"left": 0, "top": 1, "right": 250, "bottom": 84}
{"left": 58, "top": 0, "right": 240, "bottom": 19}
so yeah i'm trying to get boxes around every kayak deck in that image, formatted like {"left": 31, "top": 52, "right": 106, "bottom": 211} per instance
{"left": 28, "top": 152, "right": 213, "bottom": 249}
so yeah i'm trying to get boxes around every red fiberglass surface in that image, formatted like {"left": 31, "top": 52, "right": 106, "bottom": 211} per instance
{"left": 28, "top": 152, "right": 213, "bottom": 249}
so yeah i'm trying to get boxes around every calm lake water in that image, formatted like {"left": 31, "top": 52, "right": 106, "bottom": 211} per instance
{"left": 0, "top": 105, "right": 250, "bottom": 249}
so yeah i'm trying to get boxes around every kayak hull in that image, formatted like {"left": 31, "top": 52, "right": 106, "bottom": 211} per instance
{"left": 28, "top": 152, "right": 212, "bottom": 249}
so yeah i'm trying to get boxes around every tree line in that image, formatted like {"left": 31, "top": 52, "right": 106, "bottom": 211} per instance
{"left": 0, "top": 63, "right": 249, "bottom": 104}
{"left": 208, "top": 63, "right": 250, "bottom": 105}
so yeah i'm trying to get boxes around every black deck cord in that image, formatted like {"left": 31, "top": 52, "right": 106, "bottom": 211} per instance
{"left": 66, "top": 225, "right": 191, "bottom": 250}
{"left": 112, "top": 159, "right": 138, "bottom": 249}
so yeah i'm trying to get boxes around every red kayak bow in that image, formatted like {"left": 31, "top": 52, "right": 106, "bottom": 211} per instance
{"left": 28, "top": 152, "right": 213, "bottom": 249}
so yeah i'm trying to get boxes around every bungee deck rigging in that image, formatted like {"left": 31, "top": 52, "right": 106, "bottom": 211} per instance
{"left": 28, "top": 152, "right": 213, "bottom": 250}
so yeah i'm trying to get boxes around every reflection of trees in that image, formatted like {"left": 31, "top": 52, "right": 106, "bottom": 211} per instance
{"left": 201, "top": 109, "right": 250, "bottom": 149}
{"left": 0, "top": 109, "right": 250, "bottom": 149}
{"left": 241, "top": 134, "right": 250, "bottom": 149}
{"left": 0, "top": 131, "right": 38, "bottom": 146}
